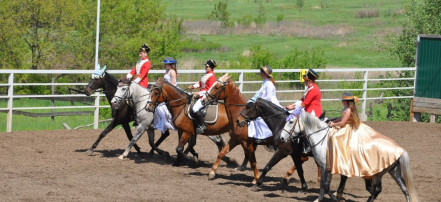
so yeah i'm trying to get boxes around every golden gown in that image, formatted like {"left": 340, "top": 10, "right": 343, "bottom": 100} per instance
{"left": 327, "top": 116, "right": 405, "bottom": 178}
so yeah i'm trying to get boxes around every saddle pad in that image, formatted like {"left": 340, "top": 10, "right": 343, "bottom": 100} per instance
{"left": 186, "top": 104, "right": 219, "bottom": 124}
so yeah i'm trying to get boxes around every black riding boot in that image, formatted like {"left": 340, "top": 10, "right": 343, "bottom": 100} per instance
{"left": 194, "top": 110, "right": 206, "bottom": 134}
{"left": 302, "top": 139, "right": 311, "bottom": 154}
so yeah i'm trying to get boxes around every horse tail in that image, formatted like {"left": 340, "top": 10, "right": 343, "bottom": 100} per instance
{"left": 399, "top": 151, "right": 419, "bottom": 202}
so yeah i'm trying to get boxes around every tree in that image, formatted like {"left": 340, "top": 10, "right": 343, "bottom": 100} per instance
{"left": 208, "top": 1, "right": 232, "bottom": 28}
{"left": 387, "top": 0, "right": 441, "bottom": 67}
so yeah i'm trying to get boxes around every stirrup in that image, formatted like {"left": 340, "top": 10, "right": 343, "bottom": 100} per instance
{"left": 196, "top": 125, "right": 206, "bottom": 134}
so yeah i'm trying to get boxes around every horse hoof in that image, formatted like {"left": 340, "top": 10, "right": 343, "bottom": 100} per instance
{"left": 251, "top": 184, "right": 261, "bottom": 192}
{"left": 251, "top": 179, "right": 258, "bottom": 185}
{"left": 235, "top": 166, "right": 245, "bottom": 171}
{"left": 118, "top": 155, "right": 125, "bottom": 160}
{"left": 86, "top": 149, "right": 94, "bottom": 156}
{"left": 301, "top": 184, "right": 308, "bottom": 193}
{"left": 281, "top": 178, "right": 290, "bottom": 186}
{"left": 193, "top": 155, "right": 199, "bottom": 165}
{"left": 208, "top": 172, "right": 216, "bottom": 180}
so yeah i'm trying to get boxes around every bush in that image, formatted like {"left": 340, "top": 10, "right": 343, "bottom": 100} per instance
{"left": 254, "top": 3, "right": 267, "bottom": 25}
{"left": 237, "top": 15, "right": 253, "bottom": 27}
{"left": 276, "top": 14, "right": 284, "bottom": 23}
{"left": 208, "top": 1, "right": 232, "bottom": 28}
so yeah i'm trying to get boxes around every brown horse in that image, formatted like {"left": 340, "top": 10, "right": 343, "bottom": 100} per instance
{"left": 147, "top": 81, "right": 261, "bottom": 183}
{"left": 206, "top": 74, "right": 314, "bottom": 191}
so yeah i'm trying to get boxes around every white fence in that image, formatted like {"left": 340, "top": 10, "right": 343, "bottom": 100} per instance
{"left": 0, "top": 68, "right": 416, "bottom": 132}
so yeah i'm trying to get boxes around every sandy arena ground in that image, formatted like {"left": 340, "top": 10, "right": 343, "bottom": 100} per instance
{"left": 1, "top": 121, "right": 440, "bottom": 201}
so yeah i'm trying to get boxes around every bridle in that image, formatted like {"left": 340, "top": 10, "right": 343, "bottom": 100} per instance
{"left": 113, "top": 81, "right": 133, "bottom": 108}
{"left": 148, "top": 85, "right": 188, "bottom": 122}
{"left": 205, "top": 80, "right": 227, "bottom": 105}
{"left": 283, "top": 116, "right": 330, "bottom": 148}
{"left": 238, "top": 101, "right": 288, "bottom": 126}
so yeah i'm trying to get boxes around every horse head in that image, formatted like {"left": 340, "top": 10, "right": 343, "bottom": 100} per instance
{"left": 147, "top": 83, "right": 166, "bottom": 112}
{"left": 236, "top": 101, "right": 259, "bottom": 127}
{"left": 111, "top": 77, "right": 131, "bottom": 110}
{"left": 84, "top": 64, "right": 107, "bottom": 96}
{"left": 280, "top": 116, "right": 302, "bottom": 143}
{"left": 206, "top": 73, "right": 231, "bottom": 103}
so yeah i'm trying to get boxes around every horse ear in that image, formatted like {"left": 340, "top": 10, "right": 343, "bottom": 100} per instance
{"left": 101, "top": 65, "right": 107, "bottom": 72}
{"left": 95, "top": 63, "right": 100, "bottom": 71}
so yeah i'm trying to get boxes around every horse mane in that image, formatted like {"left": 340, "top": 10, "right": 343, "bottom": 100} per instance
{"left": 104, "top": 72, "right": 118, "bottom": 87}
{"left": 301, "top": 111, "right": 327, "bottom": 133}
{"left": 226, "top": 79, "right": 248, "bottom": 103}
{"left": 163, "top": 81, "right": 188, "bottom": 95}
{"left": 256, "top": 98, "right": 288, "bottom": 115}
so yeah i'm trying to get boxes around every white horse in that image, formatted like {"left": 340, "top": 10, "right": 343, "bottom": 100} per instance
{"left": 110, "top": 80, "right": 168, "bottom": 159}
{"left": 280, "top": 112, "right": 418, "bottom": 202}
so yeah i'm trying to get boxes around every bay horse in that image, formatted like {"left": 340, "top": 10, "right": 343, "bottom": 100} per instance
{"left": 147, "top": 81, "right": 259, "bottom": 183}
{"left": 206, "top": 74, "right": 311, "bottom": 191}
{"left": 280, "top": 112, "right": 418, "bottom": 202}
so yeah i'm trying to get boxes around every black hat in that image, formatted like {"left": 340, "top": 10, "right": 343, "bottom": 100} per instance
{"left": 205, "top": 58, "right": 217, "bottom": 68}
{"left": 303, "top": 69, "right": 318, "bottom": 81}
{"left": 139, "top": 43, "right": 151, "bottom": 53}
{"left": 260, "top": 65, "right": 273, "bottom": 78}
{"left": 341, "top": 92, "right": 359, "bottom": 102}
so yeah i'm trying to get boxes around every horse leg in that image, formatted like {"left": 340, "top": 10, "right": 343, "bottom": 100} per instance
{"left": 122, "top": 122, "right": 141, "bottom": 154}
{"left": 175, "top": 132, "right": 197, "bottom": 167}
{"left": 252, "top": 147, "right": 288, "bottom": 191}
{"left": 118, "top": 126, "right": 145, "bottom": 160}
{"left": 147, "top": 129, "right": 170, "bottom": 158}
{"left": 292, "top": 152, "right": 308, "bottom": 192}
{"left": 243, "top": 140, "right": 259, "bottom": 184}
{"left": 235, "top": 150, "right": 249, "bottom": 171}
{"left": 367, "top": 175, "right": 383, "bottom": 202}
{"left": 208, "top": 135, "right": 237, "bottom": 167}
{"left": 87, "top": 119, "right": 117, "bottom": 155}
{"left": 209, "top": 139, "right": 240, "bottom": 180}
{"left": 148, "top": 130, "right": 170, "bottom": 155}
{"left": 336, "top": 175, "right": 348, "bottom": 201}
{"left": 281, "top": 156, "right": 309, "bottom": 185}
{"left": 388, "top": 162, "right": 411, "bottom": 202}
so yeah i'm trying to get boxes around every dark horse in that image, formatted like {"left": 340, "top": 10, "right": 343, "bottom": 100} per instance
{"left": 84, "top": 69, "right": 226, "bottom": 156}
{"left": 206, "top": 74, "right": 311, "bottom": 191}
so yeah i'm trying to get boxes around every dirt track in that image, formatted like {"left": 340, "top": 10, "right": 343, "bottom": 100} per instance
{"left": 1, "top": 121, "right": 440, "bottom": 201}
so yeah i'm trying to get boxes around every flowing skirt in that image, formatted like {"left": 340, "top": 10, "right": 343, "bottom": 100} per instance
{"left": 153, "top": 103, "right": 175, "bottom": 133}
{"left": 248, "top": 117, "right": 273, "bottom": 139}
{"left": 327, "top": 123, "right": 405, "bottom": 178}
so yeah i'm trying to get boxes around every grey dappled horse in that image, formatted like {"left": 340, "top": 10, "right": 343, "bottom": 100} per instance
{"left": 110, "top": 80, "right": 170, "bottom": 159}
{"left": 280, "top": 112, "right": 418, "bottom": 202}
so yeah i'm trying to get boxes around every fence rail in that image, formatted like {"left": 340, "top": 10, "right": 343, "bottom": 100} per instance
{"left": 0, "top": 67, "right": 416, "bottom": 132}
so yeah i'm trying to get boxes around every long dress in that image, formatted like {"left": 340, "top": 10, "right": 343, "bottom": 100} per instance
{"left": 327, "top": 111, "right": 405, "bottom": 178}
{"left": 248, "top": 79, "right": 282, "bottom": 139}
{"left": 153, "top": 72, "right": 176, "bottom": 133}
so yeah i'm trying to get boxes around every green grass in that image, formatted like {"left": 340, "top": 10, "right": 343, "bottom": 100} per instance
{"left": 163, "top": 0, "right": 410, "bottom": 67}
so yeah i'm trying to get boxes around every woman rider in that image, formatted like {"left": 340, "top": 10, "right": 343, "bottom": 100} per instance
{"left": 188, "top": 59, "right": 217, "bottom": 134}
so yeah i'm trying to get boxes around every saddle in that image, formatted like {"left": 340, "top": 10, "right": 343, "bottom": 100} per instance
{"left": 185, "top": 98, "right": 219, "bottom": 124}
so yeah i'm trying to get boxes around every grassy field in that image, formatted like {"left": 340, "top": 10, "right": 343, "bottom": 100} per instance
{"left": 164, "top": 0, "right": 410, "bottom": 67}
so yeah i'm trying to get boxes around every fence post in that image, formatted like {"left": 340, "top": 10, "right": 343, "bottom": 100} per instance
{"left": 6, "top": 73, "right": 14, "bottom": 132}
{"left": 93, "top": 92, "right": 100, "bottom": 129}
{"left": 360, "top": 71, "right": 368, "bottom": 121}
{"left": 239, "top": 72, "right": 244, "bottom": 92}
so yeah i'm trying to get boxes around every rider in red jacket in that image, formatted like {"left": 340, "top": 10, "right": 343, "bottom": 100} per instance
{"left": 126, "top": 44, "right": 151, "bottom": 88}
{"left": 286, "top": 69, "right": 322, "bottom": 118}
{"left": 188, "top": 59, "right": 217, "bottom": 134}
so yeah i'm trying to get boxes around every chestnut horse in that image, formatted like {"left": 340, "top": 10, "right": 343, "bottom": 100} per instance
{"left": 147, "top": 82, "right": 260, "bottom": 183}
{"left": 206, "top": 74, "right": 312, "bottom": 191}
